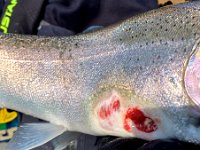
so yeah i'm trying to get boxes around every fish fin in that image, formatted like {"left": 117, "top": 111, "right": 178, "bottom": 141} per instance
{"left": 52, "top": 131, "right": 80, "bottom": 150}
{"left": 82, "top": 26, "right": 103, "bottom": 33}
{"left": 5, "top": 123, "right": 66, "bottom": 150}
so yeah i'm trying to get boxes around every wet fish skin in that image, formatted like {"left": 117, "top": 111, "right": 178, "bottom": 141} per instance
{"left": 0, "top": 1, "right": 200, "bottom": 145}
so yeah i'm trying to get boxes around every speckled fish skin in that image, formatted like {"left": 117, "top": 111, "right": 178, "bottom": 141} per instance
{"left": 0, "top": 1, "right": 200, "bottom": 143}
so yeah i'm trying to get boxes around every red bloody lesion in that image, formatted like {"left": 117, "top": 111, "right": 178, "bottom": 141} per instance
{"left": 98, "top": 96, "right": 120, "bottom": 120}
{"left": 124, "top": 107, "right": 157, "bottom": 133}
{"left": 112, "top": 99, "right": 120, "bottom": 111}
{"left": 99, "top": 106, "right": 111, "bottom": 119}
{"left": 97, "top": 93, "right": 157, "bottom": 134}
{"left": 97, "top": 93, "right": 122, "bottom": 130}
{"left": 97, "top": 95, "right": 121, "bottom": 130}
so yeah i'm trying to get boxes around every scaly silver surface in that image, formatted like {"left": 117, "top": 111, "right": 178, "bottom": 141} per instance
{"left": 0, "top": 1, "right": 200, "bottom": 143}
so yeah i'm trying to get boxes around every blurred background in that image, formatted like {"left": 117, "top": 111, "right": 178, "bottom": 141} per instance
{"left": 159, "top": 0, "right": 185, "bottom": 4}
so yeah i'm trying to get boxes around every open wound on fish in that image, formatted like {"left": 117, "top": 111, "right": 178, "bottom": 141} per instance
{"left": 185, "top": 40, "right": 200, "bottom": 107}
{"left": 96, "top": 91, "right": 121, "bottom": 131}
{"left": 95, "top": 90, "right": 158, "bottom": 135}
{"left": 124, "top": 107, "right": 157, "bottom": 133}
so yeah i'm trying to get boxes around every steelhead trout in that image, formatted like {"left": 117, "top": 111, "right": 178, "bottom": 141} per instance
{"left": 0, "top": 1, "right": 200, "bottom": 149}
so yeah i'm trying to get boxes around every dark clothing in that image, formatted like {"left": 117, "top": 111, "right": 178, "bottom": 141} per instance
{"left": 0, "top": 0, "right": 158, "bottom": 35}
{"left": 43, "top": 0, "right": 158, "bottom": 34}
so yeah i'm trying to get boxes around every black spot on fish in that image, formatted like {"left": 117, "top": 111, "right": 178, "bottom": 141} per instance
{"left": 160, "top": 25, "right": 163, "bottom": 29}
{"left": 152, "top": 41, "right": 154, "bottom": 44}
{"left": 68, "top": 49, "right": 73, "bottom": 59}
{"left": 59, "top": 51, "right": 64, "bottom": 59}
{"left": 140, "top": 66, "right": 143, "bottom": 70}
{"left": 192, "top": 24, "right": 195, "bottom": 27}
{"left": 165, "top": 28, "right": 168, "bottom": 32}
{"left": 157, "top": 55, "right": 161, "bottom": 59}
{"left": 186, "top": 21, "right": 190, "bottom": 24}
{"left": 181, "top": 37, "right": 184, "bottom": 41}
{"left": 146, "top": 42, "right": 148, "bottom": 46}
{"left": 137, "top": 58, "right": 140, "bottom": 61}
{"left": 171, "top": 38, "right": 174, "bottom": 42}
{"left": 75, "top": 43, "right": 78, "bottom": 48}
{"left": 169, "top": 77, "right": 175, "bottom": 84}
{"left": 165, "top": 19, "right": 169, "bottom": 23}
{"left": 120, "top": 38, "right": 122, "bottom": 41}
{"left": 184, "top": 48, "right": 187, "bottom": 53}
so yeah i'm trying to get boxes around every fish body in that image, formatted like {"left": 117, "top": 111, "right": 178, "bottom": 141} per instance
{"left": 0, "top": 1, "right": 200, "bottom": 149}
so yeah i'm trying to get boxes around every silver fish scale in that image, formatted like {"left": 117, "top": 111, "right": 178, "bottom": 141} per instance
{"left": 0, "top": 1, "right": 200, "bottom": 142}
